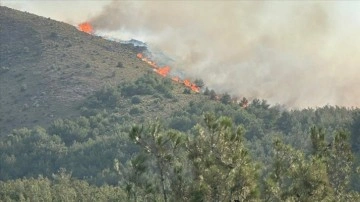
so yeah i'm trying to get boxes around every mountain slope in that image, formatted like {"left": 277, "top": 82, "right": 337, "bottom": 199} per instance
{"left": 0, "top": 6, "right": 206, "bottom": 134}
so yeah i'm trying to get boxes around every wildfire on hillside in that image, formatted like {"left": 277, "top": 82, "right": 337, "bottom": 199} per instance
{"left": 137, "top": 53, "right": 158, "bottom": 69}
{"left": 155, "top": 66, "right": 170, "bottom": 77}
{"left": 78, "top": 22, "right": 93, "bottom": 34}
{"left": 77, "top": 22, "right": 200, "bottom": 93}
{"left": 136, "top": 53, "right": 200, "bottom": 93}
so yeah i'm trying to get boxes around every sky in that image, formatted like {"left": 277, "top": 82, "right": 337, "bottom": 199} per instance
{"left": 2, "top": 1, "right": 360, "bottom": 108}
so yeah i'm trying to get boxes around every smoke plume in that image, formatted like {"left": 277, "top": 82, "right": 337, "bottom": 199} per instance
{"left": 90, "top": 1, "right": 360, "bottom": 108}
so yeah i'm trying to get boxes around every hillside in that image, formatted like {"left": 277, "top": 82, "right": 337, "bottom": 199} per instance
{"left": 1, "top": 6, "right": 360, "bottom": 201}
{"left": 0, "top": 6, "right": 206, "bottom": 134}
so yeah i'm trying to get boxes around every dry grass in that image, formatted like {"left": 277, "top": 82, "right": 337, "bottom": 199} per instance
{"left": 0, "top": 6, "right": 208, "bottom": 135}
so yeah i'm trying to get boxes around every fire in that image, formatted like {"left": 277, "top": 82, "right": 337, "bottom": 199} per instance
{"left": 78, "top": 22, "right": 93, "bottom": 34}
{"left": 137, "top": 53, "right": 143, "bottom": 59}
{"left": 137, "top": 52, "right": 201, "bottom": 93}
{"left": 155, "top": 66, "right": 170, "bottom": 77}
{"left": 75, "top": 21, "right": 201, "bottom": 93}
{"left": 183, "top": 79, "right": 200, "bottom": 93}
{"left": 137, "top": 53, "right": 158, "bottom": 69}
{"left": 183, "top": 79, "right": 191, "bottom": 88}
{"left": 172, "top": 76, "right": 180, "bottom": 82}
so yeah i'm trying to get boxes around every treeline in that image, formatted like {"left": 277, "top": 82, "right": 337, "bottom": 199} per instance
{"left": 1, "top": 114, "right": 359, "bottom": 201}
{"left": 0, "top": 171, "right": 126, "bottom": 201}
{"left": 1, "top": 74, "right": 360, "bottom": 201}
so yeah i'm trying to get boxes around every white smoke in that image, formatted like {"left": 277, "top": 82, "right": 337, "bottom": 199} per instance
{"left": 4, "top": 1, "right": 360, "bottom": 108}
{"left": 89, "top": 1, "right": 360, "bottom": 108}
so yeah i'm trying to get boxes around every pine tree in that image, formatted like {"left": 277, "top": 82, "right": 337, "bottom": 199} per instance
{"left": 129, "top": 123, "right": 187, "bottom": 202}
{"left": 264, "top": 138, "right": 334, "bottom": 201}
{"left": 188, "top": 113, "right": 260, "bottom": 201}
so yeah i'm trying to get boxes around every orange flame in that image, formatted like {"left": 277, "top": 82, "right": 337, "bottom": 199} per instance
{"left": 155, "top": 66, "right": 170, "bottom": 77}
{"left": 147, "top": 60, "right": 158, "bottom": 69}
{"left": 136, "top": 52, "right": 200, "bottom": 93}
{"left": 78, "top": 22, "right": 93, "bottom": 34}
{"left": 172, "top": 76, "right": 180, "bottom": 82}
{"left": 137, "top": 53, "right": 143, "bottom": 59}
{"left": 191, "top": 85, "right": 200, "bottom": 93}
{"left": 183, "top": 79, "right": 191, "bottom": 88}
{"left": 137, "top": 53, "right": 158, "bottom": 69}
{"left": 183, "top": 79, "right": 200, "bottom": 93}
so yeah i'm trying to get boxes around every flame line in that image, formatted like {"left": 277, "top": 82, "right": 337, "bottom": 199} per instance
{"left": 137, "top": 53, "right": 200, "bottom": 92}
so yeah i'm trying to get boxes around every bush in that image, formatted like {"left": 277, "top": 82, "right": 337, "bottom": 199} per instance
{"left": 116, "top": 62, "right": 124, "bottom": 68}
{"left": 183, "top": 88, "right": 191, "bottom": 94}
{"left": 84, "top": 85, "right": 120, "bottom": 108}
{"left": 131, "top": 96, "right": 142, "bottom": 104}
{"left": 209, "top": 90, "right": 217, "bottom": 100}
{"left": 50, "top": 32, "right": 58, "bottom": 39}
{"left": 48, "top": 118, "right": 89, "bottom": 145}
{"left": 203, "top": 87, "right": 210, "bottom": 95}
{"left": 120, "top": 74, "right": 173, "bottom": 98}
{"left": 194, "top": 78, "right": 204, "bottom": 87}
{"left": 221, "top": 93, "right": 232, "bottom": 105}
{"left": 129, "top": 107, "right": 143, "bottom": 115}
{"left": 168, "top": 116, "right": 195, "bottom": 131}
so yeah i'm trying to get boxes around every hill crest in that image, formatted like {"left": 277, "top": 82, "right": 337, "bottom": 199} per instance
{"left": 0, "top": 6, "right": 206, "bottom": 134}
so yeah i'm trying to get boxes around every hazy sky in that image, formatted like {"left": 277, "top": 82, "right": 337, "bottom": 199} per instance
{"left": 2, "top": 1, "right": 360, "bottom": 108}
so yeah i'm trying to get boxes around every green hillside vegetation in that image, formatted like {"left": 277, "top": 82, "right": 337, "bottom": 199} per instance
{"left": 1, "top": 6, "right": 360, "bottom": 201}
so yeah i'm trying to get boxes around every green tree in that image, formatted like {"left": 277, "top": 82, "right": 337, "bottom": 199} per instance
{"left": 265, "top": 128, "right": 359, "bottom": 202}
{"left": 310, "top": 127, "right": 357, "bottom": 199}
{"left": 221, "top": 93, "right": 232, "bottom": 105}
{"left": 351, "top": 111, "right": 360, "bottom": 153}
{"left": 264, "top": 139, "right": 334, "bottom": 202}
{"left": 209, "top": 90, "right": 217, "bottom": 100}
{"left": 194, "top": 79, "right": 204, "bottom": 87}
{"left": 188, "top": 113, "right": 260, "bottom": 201}
{"left": 129, "top": 122, "right": 187, "bottom": 202}
{"left": 240, "top": 97, "right": 249, "bottom": 108}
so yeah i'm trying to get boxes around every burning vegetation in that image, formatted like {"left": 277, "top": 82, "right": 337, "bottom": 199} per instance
{"left": 136, "top": 53, "right": 200, "bottom": 93}
{"left": 78, "top": 22, "right": 93, "bottom": 34}
{"left": 78, "top": 22, "right": 200, "bottom": 93}
{"left": 77, "top": 21, "right": 256, "bottom": 104}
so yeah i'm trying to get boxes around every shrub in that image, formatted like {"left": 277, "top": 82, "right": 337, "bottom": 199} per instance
{"left": 168, "top": 116, "right": 195, "bottom": 131}
{"left": 120, "top": 74, "right": 174, "bottom": 98}
{"left": 84, "top": 85, "right": 120, "bottom": 108}
{"left": 183, "top": 88, "right": 191, "bottom": 94}
{"left": 209, "top": 90, "right": 217, "bottom": 100}
{"left": 221, "top": 93, "right": 232, "bottom": 105}
{"left": 116, "top": 62, "right": 124, "bottom": 68}
{"left": 50, "top": 32, "right": 58, "bottom": 39}
{"left": 129, "top": 107, "right": 143, "bottom": 115}
{"left": 194, "top": 78, "right": 204, "bottom": 87}
{"left": 131, "top": 96, "right": 142, "bottom": 104}
{"left": 203, "top": 87, "right": 210, "bottom": 95}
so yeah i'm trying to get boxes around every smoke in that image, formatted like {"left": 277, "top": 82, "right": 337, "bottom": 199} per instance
{"left": 91, "top": 1, "right": 359, "bottom": 108}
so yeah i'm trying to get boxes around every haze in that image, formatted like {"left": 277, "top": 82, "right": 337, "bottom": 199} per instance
{"left": 3, "top": 0, "right": 360, "bottom": 108}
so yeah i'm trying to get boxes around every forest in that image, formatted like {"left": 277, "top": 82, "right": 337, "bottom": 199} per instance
{"left": 1, "top": 73, "right": 359, "bottom": 201}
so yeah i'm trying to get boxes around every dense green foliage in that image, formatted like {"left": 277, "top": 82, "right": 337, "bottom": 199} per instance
{"left": 0, "top": 170, "right": 126, "bottom": 201}
{"left": 1, "top": 76, "right": 360, "bottom": 201}
{"left": 3, "top": 6, "right": 358, "bottom": 201}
